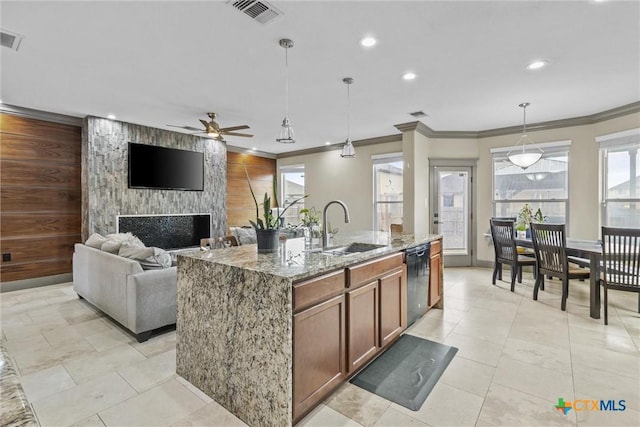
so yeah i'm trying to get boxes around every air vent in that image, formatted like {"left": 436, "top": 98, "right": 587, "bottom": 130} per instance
{"left": 229, "top": 0, "right": 282, "bottom": 24}
{"left": 409, "top": 110, "right": 428, "bottom": 118}
{"left": 1, "top": 29, "right": 24, "bottom": 51}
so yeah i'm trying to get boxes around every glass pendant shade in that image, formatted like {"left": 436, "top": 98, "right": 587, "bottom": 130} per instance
{"left": 277, "top": 116, "right": 295, "bottom": 144}
{"left": 340, "top": 138, "right": 355, "bottom": 158}
{"left": 507, "top": 102, "right": 543, "bottom": 169}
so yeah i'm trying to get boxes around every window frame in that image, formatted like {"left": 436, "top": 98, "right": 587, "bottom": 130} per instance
{"left": 279, "top": 164, "right": 305, "bottom": 226}
{"left": 372, "top": 153, "right": 403, "bottom": 232}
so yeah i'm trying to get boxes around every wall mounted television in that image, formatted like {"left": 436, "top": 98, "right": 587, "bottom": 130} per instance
{"left": 128, "top": 142, "right": 204, "bottom": 191}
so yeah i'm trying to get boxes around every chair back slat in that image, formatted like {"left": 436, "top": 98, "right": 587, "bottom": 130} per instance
{"left": 602, "top": 226, "right": 640, "bottom": 288}
{"left": 530, "top": 223, "right": 567, "bottom": 274}
{"left": 490, "top": 219, "right": 517, "bottom": 262}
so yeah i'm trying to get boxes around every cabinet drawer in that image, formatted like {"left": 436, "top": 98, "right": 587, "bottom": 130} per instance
{"left": 347, "top": 252, "right": 403, "bottom": 288}
{"left": 293, "top": 269, "right": 345, "bottom": 311}
{"left": 430, "top": 239, "right": 442, "bottom": 255}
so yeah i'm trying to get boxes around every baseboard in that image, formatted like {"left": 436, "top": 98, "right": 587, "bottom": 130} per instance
{"left": 0, "top": 273, "right": 73, "bottom": 293}
{"left": 475, "top": 260, "right": 494, "bottom": 269}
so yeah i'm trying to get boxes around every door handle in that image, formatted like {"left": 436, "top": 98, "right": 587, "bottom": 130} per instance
{"left": 433, "top": 220, "right": 440, "bottom": 224}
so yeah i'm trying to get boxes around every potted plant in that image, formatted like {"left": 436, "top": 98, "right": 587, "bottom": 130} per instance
{"left": 299, "top": 207, "right": 321, "bottom": 248}
{"left": 244, "top": 165, "right": 307, "bottom": 253}
{"left": 517, "top": 204, "right": 545, "bottom": 238}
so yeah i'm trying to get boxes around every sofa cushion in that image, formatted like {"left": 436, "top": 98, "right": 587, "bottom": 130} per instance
{"left": 85, "top": 233, "right": 107, "bottom": 249}
{"left": 119, "top": 244, "right": 172, "bottom": 270}
{"left": 102, "top": 232, "right": 145, "bottom": 253}
{"left": 232, "top": 227, "right": 257, "bottom": 245}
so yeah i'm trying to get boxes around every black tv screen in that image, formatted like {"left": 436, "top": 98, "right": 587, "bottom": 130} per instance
{"left": 128, "top": 143, "right": 204, "bottom": 191}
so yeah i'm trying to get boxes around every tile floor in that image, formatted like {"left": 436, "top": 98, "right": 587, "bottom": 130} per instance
{"left": 1, "top": 267, "right": 639, "bottom": 427}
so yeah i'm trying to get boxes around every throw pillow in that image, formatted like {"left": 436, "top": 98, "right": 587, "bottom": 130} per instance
{"left": 101, "top": 240, "right": 123, "bottom": 253}
{"left": 234, "top": 227, "right": 257, "bottom": 245}
{"left": 106, "top": 232, "right": 145, "bottom": 248}
{"left": 119, "top": 244, "right": 171, "bottom": 270}
{"left": 119, "top": 244, "right": 154, "bottom": 261}
{"left": 85, "top": 233, "right": 107, "bottom": 249}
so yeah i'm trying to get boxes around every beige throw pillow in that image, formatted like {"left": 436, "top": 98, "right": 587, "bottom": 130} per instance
{"left": 85, "top": 233, "right": 107, "bottom": 249}
{"left": 119, "top": 244, "right": 171, "bottom": 270}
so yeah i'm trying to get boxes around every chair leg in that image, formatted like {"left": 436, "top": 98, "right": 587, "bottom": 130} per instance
{"left": 540, "top": 275, "right": 545, "bottom": 291}
{"left": 604, "top": 285, "right": 608, "bottom": 326}
{"left": 492, "top": 263, "right": 499, "bottom": 285}
{"left": 510, "top": 265, "right": 517, "bottom": 292}
{"left": 561, "top": 278, "right": 568, "bottom": 311}
{"left": 533, "top": 274, "right": 542, "bottom": 300}
{"left": 637, "top": 293, "right": 639, "bottom": 313}
{"left": 517, "top": 265, "right": 523, "bottom": 283}
{"left": 498, "top": 263, "right": 503, "bottom": 280}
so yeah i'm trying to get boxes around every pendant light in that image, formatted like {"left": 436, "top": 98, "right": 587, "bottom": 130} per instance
{"left": 340, "top": 77, "right": 355, "bottom": 158}
{"left": 277, "top": 38, "right": 295, "bottom": 144}
{"left": 507, "top": 102, "right": 543, "bottom": 169}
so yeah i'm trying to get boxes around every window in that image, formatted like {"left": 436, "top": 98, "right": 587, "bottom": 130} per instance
{"left": 598, "top": 129, "right": 640, "bottom": 228}
{"left": 491, "top": 141, "right": 570, "bottom": 224}
{"left": 373, "top": 155, "right": 403, "bottom": 231}
{"left": 280, "top": 165, "right": 305, "bottom": 226}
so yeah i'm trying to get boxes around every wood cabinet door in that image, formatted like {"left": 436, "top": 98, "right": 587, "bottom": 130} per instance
{"left": 379, "top": 266, "right": 407, "bottom": 348}
{"left": 346, "top": 281, "right": 379, "bottom": 374}
{"left": 429, "top": 251, "right": 442, "bottom": 307}
{"left": 293, "top": 294, "right": 346, "bottom": 421}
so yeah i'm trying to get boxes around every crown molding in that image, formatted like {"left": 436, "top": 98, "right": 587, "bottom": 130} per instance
{"left": 276, "top": 134, "right": 401, "bottom": 159}
{"left": 394, "top": 101, "right": 640, "bottom": 140}
{"left": 226, "top": 144, "right": 277, "bottom": 159}
{"left": 0, "top": 104, "right": 83, "bottom": 127}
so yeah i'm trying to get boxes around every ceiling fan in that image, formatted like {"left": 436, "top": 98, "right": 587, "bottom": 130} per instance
{"left": 168, "top": 113, "right": 253, "bottom": 141}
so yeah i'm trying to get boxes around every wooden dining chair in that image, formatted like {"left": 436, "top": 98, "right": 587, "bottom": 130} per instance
{"left": 530, "top": 222, "right": 591, "bottom": 311}
{"left": 601, "top": 226, "right": 640, "bottom": 325}
{"left": 489, "top": 219, "right": 536, "bottom": 292}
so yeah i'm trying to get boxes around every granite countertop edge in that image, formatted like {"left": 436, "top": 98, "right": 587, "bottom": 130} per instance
{"left": 178, "top": 231, "right": 441, "bottom": 281}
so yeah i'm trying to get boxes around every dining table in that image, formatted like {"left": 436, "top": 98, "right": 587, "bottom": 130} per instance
{"left": 515, "top": 237, "right": 602, "bottom": 319}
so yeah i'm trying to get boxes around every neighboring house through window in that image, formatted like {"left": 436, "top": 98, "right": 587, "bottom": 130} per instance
{"left": 373, "top": 154, "right": 403, "bottom": 231}
{"left": 280, "top": 164, "right": 305, "bottom": 226}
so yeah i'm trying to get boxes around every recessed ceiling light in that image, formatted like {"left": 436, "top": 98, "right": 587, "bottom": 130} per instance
{"left": 526, "top": 60, "right": 548, "bottom": 70}
{"left": 325, "top": 141, "right": 331, "bottom": 145}
{"left": 107, "top": 114, "right": 116, "bottom": 120}
{"left": 251, "top": 147, "right": 257, "bottom": 151}
{"left": 360, "top": 37, "right": 377, "bottom": 48}
{"left": 402, "top": 72, "right": 417, "bottom": 81}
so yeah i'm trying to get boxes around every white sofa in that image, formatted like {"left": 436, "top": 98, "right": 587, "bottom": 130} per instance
{"left": 72, "top": 244, "right": 177, "bottom": 342}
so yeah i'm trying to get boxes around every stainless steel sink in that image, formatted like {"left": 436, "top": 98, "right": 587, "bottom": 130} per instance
{"left": 321, "top": 242, "right": 386, "bottom": 256}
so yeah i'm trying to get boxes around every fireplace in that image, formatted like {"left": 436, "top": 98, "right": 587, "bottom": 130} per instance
{"left": 116, "top": 213, "right": 211, "bottom": 250}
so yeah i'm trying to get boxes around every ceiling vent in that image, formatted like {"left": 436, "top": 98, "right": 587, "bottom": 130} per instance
{"left": 1, "top": 29, "right": 24, "bottom": 51}
{"left": 409, "top": 110, "right": 428, "bottom": 118}
{"left": 228, "top": 0, "right": 282, "bottom": 24}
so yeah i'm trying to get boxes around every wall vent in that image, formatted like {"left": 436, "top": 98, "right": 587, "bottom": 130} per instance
{"left": 409, "top": 110, "right": 428, "bottom": 118}
{"left": 228, "top": 0, "right": 282, "bottom": 24}
{"left": 1, "top": 29, "right": 24, "bottom": 51}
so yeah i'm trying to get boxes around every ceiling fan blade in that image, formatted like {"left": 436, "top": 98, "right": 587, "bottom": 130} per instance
{"left": 223, "top": 132, "right": 253, "bottom": 137}
{"left": 199, "top": 119, "right": 210, "bottom": 129}
{"left": 167, "top": 125, "right": 203, "bottom": 132}
{"left": 219, "top": 125, "right": 250, "bottom": 132}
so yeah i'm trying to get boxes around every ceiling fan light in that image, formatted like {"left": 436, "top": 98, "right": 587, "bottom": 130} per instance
{"left": 340, "top": 139, "right": 355, "bottom": 158}
{"left": 508, "top": 152, "right": 542, "bottom": 169}
{"left": 277, "top": 116, "right": 295, "bottom": 144}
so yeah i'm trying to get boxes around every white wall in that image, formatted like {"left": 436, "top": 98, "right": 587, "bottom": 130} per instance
{"left": 277, "top": 112, "right": 639, "bottom": 263}
{"left": 277, "top": 140, "right": 402, "bottom": 233}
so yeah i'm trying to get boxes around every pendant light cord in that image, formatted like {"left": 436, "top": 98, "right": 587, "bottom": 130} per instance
{"left": 285, "top": 46, "right": 289, "bottom": 117}
{"left": 346, "top": 82, "right": 351, "bottom": 140}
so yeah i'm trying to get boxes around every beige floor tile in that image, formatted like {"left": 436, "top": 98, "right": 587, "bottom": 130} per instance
{"left": 391, "top": 382, "right": 483, "bottom": 426}
{"left": 98, "top": 379, "right": 206, "bottom": 427}
{"left": 64, "top": 343, "right": 146, "bottom": 383}
{"left": 3, "top": 333, "right": 51, "bottom": 355}
{"left": 171, "top": 401, "right": 247, "bottom": 426}
{"left": 32, "top": 372, "right": 137, "bottom": 426}
{"left": 70, "top": 414, "right": 106, "bottom": 427}
{"left": 452, "top": 316, "right": 512, "bottom": 346}
{"left": 570, "top": 342, "right": 640, "bottom": 379}
{"left": 575, "top": 406, "right": 640, "bottom": 426}
{"left": 85, "top": 327, "right": 135, "bottom": 352}
{"left": 42, "top": 317, "right": 114, "bottom": 347}
{"left": 297, "top": 404, "right": 362, "bottom": 427}
{"left": 130, "top": 329, "right": 177, "bottom": 357}
{"left": 567, "top": 311, "right": 631, "bottom": 338}
{"left": 501, "top": 336, "right": 572, "bottom": 372}
{"left": 2, "top": 322, "right": 55, "bottom": 342}
{"left": 442, "top": 332, "right": 504, "bottom": 367}
{"left": 117, "top": 349, "right": 177, "bottom": 392}
{"left": 477, "top": 383, "right": 576, "bottom": 426}
{"left": 492, "top": 356, "right": 574, "bottom": 402}
{"left": 175, "top": 376, "right": 214, "bottom": 403}
{"left": 13, "top": 339, "right": 96, "bottom": 376}
{"left": 405, "top": 315, "right": 457, "bottom": 342}
{"left": 439, "top": 355, "right": 495, "bottom": 398}
{"left": 325, "top": 382, "right": 390, "bottom": 427}
{"left": 20, "top": 364, "right": 76, "bottom": 403}
{"left": 373, "top": 407, "right": 430, "bottom": 426}
{"left": 573, "top": 363, "right": 640, "bottom": 412}
{"left": 508, "top": 317, "right": 571, "bottom": 351}
{"left": 569, "top": 323, "right": 638, "bottom": 355}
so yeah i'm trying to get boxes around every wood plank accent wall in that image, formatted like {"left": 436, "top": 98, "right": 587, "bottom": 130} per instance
{"left": 0, "top": 113, "right": 82, "bottom": 284}
{"left": 227, "top": 152, "right": 276, "bottom": 229}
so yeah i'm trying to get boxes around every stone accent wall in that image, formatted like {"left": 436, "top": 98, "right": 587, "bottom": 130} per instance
{"left": 82, "top": 116, "right": 226, "bottom": 241}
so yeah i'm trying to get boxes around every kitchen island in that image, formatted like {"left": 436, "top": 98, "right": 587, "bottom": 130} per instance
{"left": 176, "top": 231, "right": 442, "bottom": 427}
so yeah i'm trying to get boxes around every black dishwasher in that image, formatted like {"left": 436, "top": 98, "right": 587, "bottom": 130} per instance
{"left": 405, "top": 243, "right": 430, "bottom": 326}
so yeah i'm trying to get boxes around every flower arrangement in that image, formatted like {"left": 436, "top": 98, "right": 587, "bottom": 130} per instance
{"left": 299, "top": 207, "right": 320, "bottom": 227}
{"left": 517, "top": 203, "right": 545, "bottom": 231}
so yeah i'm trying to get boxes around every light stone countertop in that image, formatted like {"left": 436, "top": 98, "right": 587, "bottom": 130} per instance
{"left": 177, "top": 230, "right": 441, "bottom": 281}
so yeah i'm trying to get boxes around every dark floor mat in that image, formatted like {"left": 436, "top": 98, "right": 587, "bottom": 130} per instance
{"left": 350, "top": 334, "right": 458, "bottom": 411}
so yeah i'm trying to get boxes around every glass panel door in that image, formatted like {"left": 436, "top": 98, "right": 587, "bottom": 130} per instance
{"left": 431, "top": 166, "right": 472, "bottom": 266}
